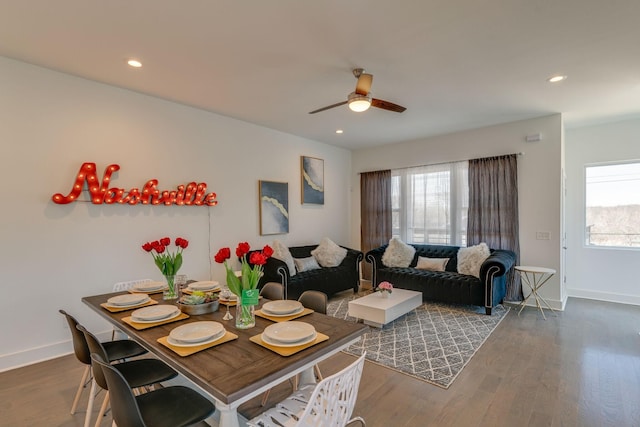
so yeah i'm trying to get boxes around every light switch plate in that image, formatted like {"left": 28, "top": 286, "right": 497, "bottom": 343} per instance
{"left": 536, "top": 231, "right": 551, "bottom": 240}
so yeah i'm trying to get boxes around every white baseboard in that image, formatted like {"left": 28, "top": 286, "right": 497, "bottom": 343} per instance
{"left": 567, "top": 288, "right": 640, "bottom": 306}
{"left": 0, "top": 329, "right": 113, "bottom": 373}
{"left": 504, "top": 295, "right": 566, "bottom": 311}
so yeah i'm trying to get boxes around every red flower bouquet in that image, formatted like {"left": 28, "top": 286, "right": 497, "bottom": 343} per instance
{"left": 214, "top": 242, "right": 273, "bottom": 298}
{"left": 142, "top": 236, "right": 188, "bottom": 299}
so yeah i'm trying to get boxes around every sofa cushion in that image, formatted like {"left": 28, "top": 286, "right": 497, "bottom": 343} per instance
{"left": 382, "top": 237, "right": 416, "bottom": 268}
{"left": 311, "top": 237, "right": 347, "bottom": 267}
{"left": 416, "top": 256, "right": 449, "bottom": 272}
{"left": 294, "top": 256, "right": 321, "bottom": 273}
{"left": 457, "top": 243, "right": 490, "bottom": 278}
{"left": 272, "top": 240, "right": 296, "bottom": 277}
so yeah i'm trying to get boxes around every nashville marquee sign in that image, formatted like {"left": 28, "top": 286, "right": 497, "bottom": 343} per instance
{"left": 52, "top": 162, "right": 218, "bottom": 206}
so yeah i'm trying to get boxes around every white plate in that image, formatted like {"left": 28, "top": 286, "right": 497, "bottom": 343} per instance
{"left": 132, "top": 305, "right": 180, "bottom": 321}
{"left": 133, "top": 281, "right": 166, "bottom": 292}
{"left": 262, "top": 300, "right": 303, "bottom": 315}
{"left": 187, "top": 281, "right": 221, "bottom": 291}
{"left": 263, "top": 321, "right": 316, "bottom": 343}
{"left": 167, "top": 330, "right": 226, "bottom": 348}
{"left": 261, "top": 331, "right": 317, "bottom": 348}
{"left": 107, "top": 294, "right": 150, "bottom": 307}
{"left": 131, "top": 309, "right": 181, "bottom": 324}
{"left": 262, "top": 306, "right": 305, "bottom": 317}
{"left": 169, "top": 321, "right": 225, "bottom": 343}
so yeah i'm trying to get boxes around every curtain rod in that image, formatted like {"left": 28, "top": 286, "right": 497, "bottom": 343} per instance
{"left": 358, "top": 152, "right": 524, "bottom": 174}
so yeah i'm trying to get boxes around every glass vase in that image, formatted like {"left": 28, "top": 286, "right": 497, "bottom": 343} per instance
{"left": 235, "top": 293, "right": 256, "bottom": 329}
{"left": 379, "top": 290, "right": 390, "bottom": 299}
{"left": 163, "top": 274, "right": 179, "bottom": 300}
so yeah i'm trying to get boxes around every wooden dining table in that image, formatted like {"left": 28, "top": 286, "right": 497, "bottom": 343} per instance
{"left": 82, "top": 291, "right": 367, "bottom": 427}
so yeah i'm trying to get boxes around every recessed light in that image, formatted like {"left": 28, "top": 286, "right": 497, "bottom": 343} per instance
{"left": 127, "top": 59, "right": 142, "bottom": 68}
{"left": 335, "top": 129, "right": 344, "bottom": 134}
{"left": 548, "top": 75, "right": 567, "bottom": 83}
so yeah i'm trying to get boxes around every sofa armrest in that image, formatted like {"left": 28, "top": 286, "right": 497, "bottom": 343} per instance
{"left": 365, "top": 245, "right": 388, "bottom": 288}
{"left": 480, "top": 249, "right": 516, "bottom": 280}
{"left": 480, "top": 249, "right": 516, "bottom": 311}
{"left": 258, "top": 256, "right": 290, "bottom": 287}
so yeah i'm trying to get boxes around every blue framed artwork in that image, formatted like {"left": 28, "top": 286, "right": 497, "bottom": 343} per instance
{"left": 259, "top": 180, "right": 289, "bottom": 235}
{"left": 301, "top": 156, "right": 324, "bottom": 205}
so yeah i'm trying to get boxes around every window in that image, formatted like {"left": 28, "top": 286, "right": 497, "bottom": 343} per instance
{"left": 392, "top": 161, "right": 468, "bottom": 246}
{"left": 585, "top": 161, "right": 640, "bottom": 248}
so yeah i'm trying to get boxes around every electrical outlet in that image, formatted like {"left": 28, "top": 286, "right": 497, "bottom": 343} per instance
{"left": 536, "top": 231, "right": 551, "bottom": 240}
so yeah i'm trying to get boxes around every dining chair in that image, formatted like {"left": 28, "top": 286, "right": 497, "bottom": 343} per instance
{"left": 298, "top": 290, "right": 327, "bottom": 314}
{"left": 259, "top": 282, "right": 284, "bottom": 300}
{"left": 78, "top": 325, "right": 178, "bottom": 427}
{"left": 249, "top": 352, "right": 367, "bottom": 427}
{"left": 59, "top": 310, "right": 148, "bottom": 416}
{"left": 90, "top": 353, "right": 216, "bottom": 427}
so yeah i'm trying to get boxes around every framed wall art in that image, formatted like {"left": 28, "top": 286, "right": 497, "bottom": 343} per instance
{"left": 259, "top": 180, "right": 289, "bottom": 235}
{"left": 301, "top": 156, "right": 324, "bottom": 205}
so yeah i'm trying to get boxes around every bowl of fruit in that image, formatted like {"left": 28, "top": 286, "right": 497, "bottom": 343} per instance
{"left": 177, "top": 291, "right": 219, "bottom": 315}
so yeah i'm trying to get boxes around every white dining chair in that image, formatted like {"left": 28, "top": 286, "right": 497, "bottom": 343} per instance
{"left": 248, "top": 352, "right": 366, "bottom": 427}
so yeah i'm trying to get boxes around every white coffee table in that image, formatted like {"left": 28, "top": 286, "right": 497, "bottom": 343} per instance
{"left": 348, "top": 288, "right": 422, "bottom": 328}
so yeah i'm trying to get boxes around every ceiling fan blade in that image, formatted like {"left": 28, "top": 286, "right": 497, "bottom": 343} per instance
{"left": 371, "top": 98, "right": 407, "bottom": 113}
{"left": 355, "top": 73, "right": 373, "bottom": 95}
{"left": 308, "top": 100, "right": 348, "bottom": 114}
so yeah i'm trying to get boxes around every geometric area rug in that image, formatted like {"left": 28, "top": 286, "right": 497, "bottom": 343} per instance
{"left": 326, "top": 293, "right": 509, "bottom": 389}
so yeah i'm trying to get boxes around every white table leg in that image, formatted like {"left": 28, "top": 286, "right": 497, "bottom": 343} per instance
{"left": 297, "top": 367, "right": 316, "bottom": 386}
{"left": 218, "top": 405, "right": 240, "bottom": 427}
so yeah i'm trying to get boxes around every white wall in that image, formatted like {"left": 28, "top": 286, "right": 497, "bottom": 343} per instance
{"left": 0, "top": 57, "right": 352, "bottom": 371}
{"left": 350, "top": 114, "right": 564, "bottom": 307}
{"left": 565, "top": 118, "right": 640, "bottom": 305}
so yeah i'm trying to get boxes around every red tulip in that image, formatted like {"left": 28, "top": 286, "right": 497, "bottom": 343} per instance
{"left": 155, "top": 244, "right": 166, "bottom": 254}
{"left": 179, "top": 239, "right": 189, "bottom": 249}
{"left": 142, "top": 242, "right": 152, "bottom": 252}
{"left": 236, "top": 242, "right": 251, "bottom": 258}
{"left": 214, "top": 247, "right": 231, "bottom": 263}
{"left": 250, "top": 251, "right": 267, "bottom": 266}
{"left": 160, "top": 237, "right": 170, "bottom": 246}
{"left": 262, "top": 244, "right": 274, "bottom": 258}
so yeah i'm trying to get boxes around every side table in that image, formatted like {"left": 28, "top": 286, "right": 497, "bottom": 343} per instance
{"left": 515, "top": 266, "right": 557, "bottom": 319}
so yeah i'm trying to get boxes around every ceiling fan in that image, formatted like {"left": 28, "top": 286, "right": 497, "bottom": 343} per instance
{"left": 309, "top": 68, "right": 407, "bottom": 114}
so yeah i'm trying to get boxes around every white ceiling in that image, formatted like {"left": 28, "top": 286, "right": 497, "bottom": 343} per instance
{"left": 2, "top": 1, "right": 640, "bottom": 150}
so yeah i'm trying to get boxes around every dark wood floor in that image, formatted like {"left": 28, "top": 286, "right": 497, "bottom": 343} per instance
{"left": 2, "top": 297, "right": 639, "bottom": 427}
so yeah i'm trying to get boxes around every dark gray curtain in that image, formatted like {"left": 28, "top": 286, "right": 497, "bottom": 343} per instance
{"left": 360, "top": 170, "right": 392, "bottom": 281}
{"left": 467, "top": 154, "right": 521, "bottom": 301}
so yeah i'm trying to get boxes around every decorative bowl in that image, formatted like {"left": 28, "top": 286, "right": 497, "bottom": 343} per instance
{"left": 177, "top": 300, "right": 219, "bottom": 315}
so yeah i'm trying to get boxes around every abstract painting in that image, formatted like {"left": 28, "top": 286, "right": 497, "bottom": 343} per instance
{"left": 301, "top": 156, "right": 324, "bottom": 204}
{"left": 259, "top": 180, "right": 289, "bottom": 235}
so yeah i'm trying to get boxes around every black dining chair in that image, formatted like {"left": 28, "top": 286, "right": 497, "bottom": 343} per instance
{"left": 59, "top": 309, "right": 148, "bottom": 416}
{"left": 78, "top": 325, "right": 179, "bottom": 427}
{"left": 259, "top": 282, "right": 285, "bottom": 300}
{"left": 91, "top": 353, "right": 216, "bottom": 427}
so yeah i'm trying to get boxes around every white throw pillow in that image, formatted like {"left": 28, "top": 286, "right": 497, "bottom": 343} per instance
{"left": 457, "top": 243, "right": 491, "bottom": 278}
{"left": 381, "top": 237, "right": 416, "bottom": 268}
{"left": 272, "top": 240, "right": 296, "bottom": 277}
{"left": 416, "top": 256, "right": 449, "bottom": 272}
{"left": 294, "top": 256, "right": 321, "bottom": 273}
{"left": 311, "top": 237, "right": 347, "bottom": 267}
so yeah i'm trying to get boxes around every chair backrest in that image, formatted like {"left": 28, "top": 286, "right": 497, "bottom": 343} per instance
{"left": 76, "top": 325, "right": 110, "bottom": 390}
{"left": 260, "top": 282, "right": 284, "bottom": 300}
{"left": 90, "top": 353, "right": 147, "bottom": 427}
{"left": 298, "top": 352, "right": 366, "bottom": 425}
{"left": 59, "top": 309, "right": 91, "bottom": 365}
{"left": 113, "top": 279, "right": 153, "bottom": 292}
{"left": 298, "top": 290, "right": 327, "bottom": 314}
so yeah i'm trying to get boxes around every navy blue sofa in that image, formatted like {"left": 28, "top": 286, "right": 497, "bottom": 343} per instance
{"left": 365, "top": 244, "right": 516, "bottom": 315}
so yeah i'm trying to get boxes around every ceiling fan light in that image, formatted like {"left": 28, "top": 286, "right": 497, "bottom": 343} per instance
{"left": 348, "top": 92, "right": 372, "bottom": 112}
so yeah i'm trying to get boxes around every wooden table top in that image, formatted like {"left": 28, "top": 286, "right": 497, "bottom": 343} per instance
{"left": 82, "top": 292, "right": 367, "bottom": 406}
